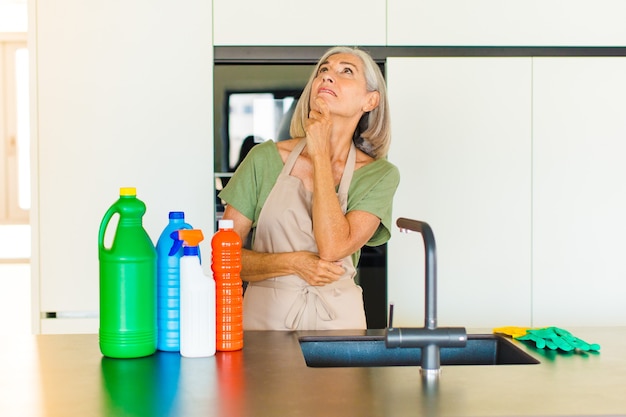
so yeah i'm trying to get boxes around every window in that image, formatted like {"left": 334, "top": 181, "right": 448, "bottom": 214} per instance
{"left": 1, "top": 38, "right": 29, "bottom": 260}
{"left": 1, "top": 40, "right": 29, "bottom": 225}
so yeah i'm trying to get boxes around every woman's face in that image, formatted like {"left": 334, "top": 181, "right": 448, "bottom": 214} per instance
{"left": 310, "top": 52, "right": 379, "bottom": 120}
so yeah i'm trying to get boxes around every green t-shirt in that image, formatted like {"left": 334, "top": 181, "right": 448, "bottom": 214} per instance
{"left": 219, "top": 140, "right": 400, "bottom": 264}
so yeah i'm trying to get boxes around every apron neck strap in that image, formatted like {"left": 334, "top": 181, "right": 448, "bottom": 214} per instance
{"left": 337, "top": 142, "right": 356, "bottom": 196}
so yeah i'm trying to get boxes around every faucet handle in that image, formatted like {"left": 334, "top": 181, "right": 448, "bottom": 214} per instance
{"left": 388, "top": 303, "right": 395, "bottom": 329}
{"left": 386, "top": 327, "right": 467, "bottom": 348}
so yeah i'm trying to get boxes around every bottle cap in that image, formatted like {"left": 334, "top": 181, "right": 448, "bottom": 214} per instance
{"left": 219, "top": 219, "right": 234, "bottom": 229}
{"left": 169, "top": 211, "right": 185, "bottom": 220}
{"left": 119, "top": 187, "right": 136, "bottom": 196}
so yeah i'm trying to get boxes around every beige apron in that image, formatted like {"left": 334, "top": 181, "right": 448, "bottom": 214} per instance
{"left": 243, "top": 139, "right": 367, "bottom": 330}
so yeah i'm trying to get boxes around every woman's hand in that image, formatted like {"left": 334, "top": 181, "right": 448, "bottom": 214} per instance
{"left": 292, "top": 251, "right": 344, "bottom": 286}
{"left": 222, "top": 203, "right": 346, "bottom": 285}
{"left": 305, "top": 97, "right": 332, "bottom": 158}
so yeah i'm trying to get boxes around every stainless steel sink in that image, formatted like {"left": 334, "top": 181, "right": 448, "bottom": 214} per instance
{"left": 299, "top": 334, "right": 539, "bottom": 367}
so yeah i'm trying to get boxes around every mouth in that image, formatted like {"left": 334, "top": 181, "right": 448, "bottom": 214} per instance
{"left": 317, "top": 87, "right": 336, "bottom": 97}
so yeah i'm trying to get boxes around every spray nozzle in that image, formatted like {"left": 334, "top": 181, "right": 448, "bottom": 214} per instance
{"left": 178, "top": 229, "right": 204, "bottom": 247}
{"left": 168, "top": 229, "right": 204, "bottom": 256}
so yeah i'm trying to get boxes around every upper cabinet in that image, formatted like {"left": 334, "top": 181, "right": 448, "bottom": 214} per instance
{"left": 213, "top": 0, "right": 386, "bottom": 46}
{"left": 214, "top": 0, "right": 626, "bottom": 48}
{"left": 387, "top": 0, "right": 626, "bottom": 46}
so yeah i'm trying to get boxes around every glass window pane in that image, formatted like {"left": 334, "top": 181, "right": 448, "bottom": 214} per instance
{"left": 15, "top": 47, "right": 30, "bottom": 210}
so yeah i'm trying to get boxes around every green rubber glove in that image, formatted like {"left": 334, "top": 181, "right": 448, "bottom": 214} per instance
{"left": 514, "top": 328, "right": 554, "bottom": 349}
{"left": 515, "top": 327, "right": 600, "bottom": 352}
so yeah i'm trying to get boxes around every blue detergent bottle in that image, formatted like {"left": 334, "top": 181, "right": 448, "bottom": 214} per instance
{"left": 155, "top": 211, "right": 193, "bottom": 351}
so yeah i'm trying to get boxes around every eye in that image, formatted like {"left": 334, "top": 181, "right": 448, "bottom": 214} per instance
{"left": 342, "top": 67, "right": 354, "bottom": 74}
{"left": 318, "top": 66, "right": 329, "bottom": 74}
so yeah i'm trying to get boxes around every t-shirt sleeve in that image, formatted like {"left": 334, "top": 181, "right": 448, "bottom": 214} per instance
{"left": 218, "top": 140, "right": 281, "bottom": 224}
{"left": 348, "top": 160, "right": 400, "bottom": 247}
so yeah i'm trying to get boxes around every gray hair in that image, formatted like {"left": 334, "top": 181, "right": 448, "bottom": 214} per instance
{"left": 289, "top": 46, "right": 391, "bottom": 159}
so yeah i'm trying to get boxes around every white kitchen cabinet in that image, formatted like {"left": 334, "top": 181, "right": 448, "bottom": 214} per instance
{"left": 386, "top": 56, "right": 626, "bottom": 328}
{"left": 387, "top": 0, "right": 626, "bottom": 46}
{"left": 31, "top": 0, "right": 214, "bottom": 333}
{"left": 213, "top": 0, "right": 386, "bottom": 46}
{"left": 386, "top": 57, "right": 532, "bottom": 328}
{"left": 532, "top": 57, "right": 626, "bottom": 326}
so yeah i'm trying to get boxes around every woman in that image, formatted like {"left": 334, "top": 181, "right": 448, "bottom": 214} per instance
{"left": 219, "top": 46, "right": 400, "bottom": 330}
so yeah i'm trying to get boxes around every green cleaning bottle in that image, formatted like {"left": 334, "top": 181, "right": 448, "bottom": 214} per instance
{"left": 98, "top": 187, "right": 157, "bottom": 358}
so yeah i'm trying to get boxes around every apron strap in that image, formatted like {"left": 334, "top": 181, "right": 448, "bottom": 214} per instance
{"left": 337, "top": 142, "right": 357, "bottom": 198}
{"left": 282, "top": 139, "right": 307, "bottom": 174}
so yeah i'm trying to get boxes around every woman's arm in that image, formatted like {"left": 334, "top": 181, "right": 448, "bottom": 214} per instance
{"left": 306, "top": 98, "right": 381, "bottom": 261}
{"left": 222, "top": 205, "right": 345, "bottom": 286}
{"left": 309, "top": 144, "right": 380, "bottom": 260}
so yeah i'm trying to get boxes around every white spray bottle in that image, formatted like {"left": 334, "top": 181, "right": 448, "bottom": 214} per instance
{"left": 173, "top": 229, "right": 216, "bottom": 357}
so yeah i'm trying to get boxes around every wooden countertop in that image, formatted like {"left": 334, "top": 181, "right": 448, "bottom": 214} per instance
{"left": 1, "top": 328, "right": 625, "bottom": 417}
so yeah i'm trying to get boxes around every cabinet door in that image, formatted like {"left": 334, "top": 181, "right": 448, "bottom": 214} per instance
{"left": 34, "top": 1, "right": 214, "bottom": 333}
{"left": 387, "top": 0, "right": 626, "bottom": 46}
{"left": 532, "top": 58, "right": 626, "bottom": 326}
{"left": 213, "top": 0, "right": 386, "bottom": 46}
{"left": 386, "top": 57, "right": 532, "bottom": 327}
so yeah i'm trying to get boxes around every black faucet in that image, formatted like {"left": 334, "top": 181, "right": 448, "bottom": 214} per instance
{"left": 385, "top": 218, "right": 467, "bottom": 377}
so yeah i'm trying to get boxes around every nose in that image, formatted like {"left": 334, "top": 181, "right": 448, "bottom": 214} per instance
{"left": 321, "top": 72, "right": 334, "bottom": 83}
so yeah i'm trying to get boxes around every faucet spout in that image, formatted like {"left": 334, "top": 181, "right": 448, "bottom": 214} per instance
{"left": 386, "top": 218, "right": 467, "bottom": 376}
{"left": 396, "top": 218, "right": 438, "bottom": 330}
